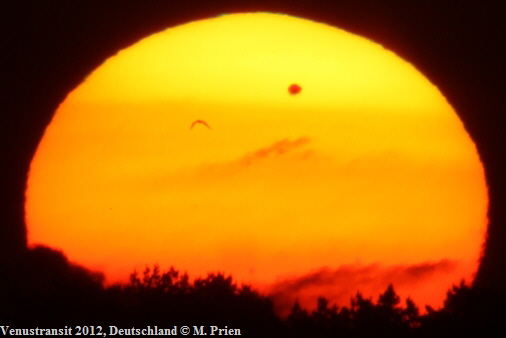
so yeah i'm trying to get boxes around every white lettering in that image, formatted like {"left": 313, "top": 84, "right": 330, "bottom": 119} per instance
{"left": 109, "top": 326, "right": 118, "bottom": 335}
{"left": 193, "top": 326, "right": 206, "bottom": 335}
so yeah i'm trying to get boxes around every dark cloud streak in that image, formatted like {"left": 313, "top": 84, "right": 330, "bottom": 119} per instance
{"left": 238, "top": 137, "right": 311, "bottom": 166}
{"left": 268, "top": 260, "right": 456, "bottom": 316}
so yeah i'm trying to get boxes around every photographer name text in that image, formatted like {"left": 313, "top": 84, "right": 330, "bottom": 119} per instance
{"left": 0, "top": 325, "right": 241, "bottom": 336}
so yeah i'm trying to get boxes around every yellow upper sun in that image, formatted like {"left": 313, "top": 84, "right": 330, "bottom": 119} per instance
{"left": 26, "top": 12, "right": 487, "bottom": 310}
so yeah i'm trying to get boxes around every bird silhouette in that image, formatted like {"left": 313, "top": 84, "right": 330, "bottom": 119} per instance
{"left": 190, "top": 120, "right": 212, "bottom": 130}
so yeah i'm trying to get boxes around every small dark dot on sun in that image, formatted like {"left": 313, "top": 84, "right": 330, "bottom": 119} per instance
{"left": 289, "top": 84, "right": 302, "bottom": 95}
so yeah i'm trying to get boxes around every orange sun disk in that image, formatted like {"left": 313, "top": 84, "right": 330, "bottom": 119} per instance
{"left": 25, "top": 13, "right": 488, "bottom": 313}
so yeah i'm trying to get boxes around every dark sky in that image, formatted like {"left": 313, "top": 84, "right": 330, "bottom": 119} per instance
{"left": 1, "top": 0, "right": 504, "bottom": 288}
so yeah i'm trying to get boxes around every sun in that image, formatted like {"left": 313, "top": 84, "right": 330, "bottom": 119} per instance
{"left": 25, "top": 12, "right": 488, "bottom": 312}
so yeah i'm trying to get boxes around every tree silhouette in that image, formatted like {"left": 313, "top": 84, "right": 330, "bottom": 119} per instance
{"left": 311, "top": 297, "right": 342, "bottom": 337}
{"left": 2, "top": 245, "right": 505, "bottom": 337}
{"left": 403, "top": 297, "right": 420, "bottom": 328}
{"left": 351, "top": 291, "right": 378, "bottom": 334}
{"left": 376, "top": 284, "right": 404, "bottom": 333}
{"left": 419, "top": 280, "right": 506, "bottom": 336}
{"left": 284, "top": 285, "right": 426, "bottom": 337}
{"left": 287, "top": 300, "right": 312, "bottom": 337}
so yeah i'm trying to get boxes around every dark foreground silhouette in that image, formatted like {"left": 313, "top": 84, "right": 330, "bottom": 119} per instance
{"left": 1, "top": 246, "right": 504, "bottom": 337}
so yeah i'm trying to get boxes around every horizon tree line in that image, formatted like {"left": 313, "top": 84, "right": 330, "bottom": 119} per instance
{"left": 0, "top": 245, "right": 504, "bottom": 337}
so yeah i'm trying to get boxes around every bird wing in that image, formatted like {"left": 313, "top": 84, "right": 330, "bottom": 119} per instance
{"left": 190, "top": 120, "right": 212, "bottom": 130}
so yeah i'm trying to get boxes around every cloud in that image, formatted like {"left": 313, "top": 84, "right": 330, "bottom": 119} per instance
{"left": 169, "top": 136, "right": 313, "bottom": 185}
{"left": 266, "top": 260, "right": 457, "bottom": 317}
{"left": 237, "top": 137, "right": 311, "bottom": 166}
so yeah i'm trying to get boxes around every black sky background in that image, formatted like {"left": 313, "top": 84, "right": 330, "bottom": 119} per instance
{"left": 1, "top": 0, "right": 504, "bottom": 290}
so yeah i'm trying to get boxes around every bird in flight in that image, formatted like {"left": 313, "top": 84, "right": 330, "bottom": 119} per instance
{"left": 190, "top": 120, "right": 212, "bottom": 130}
